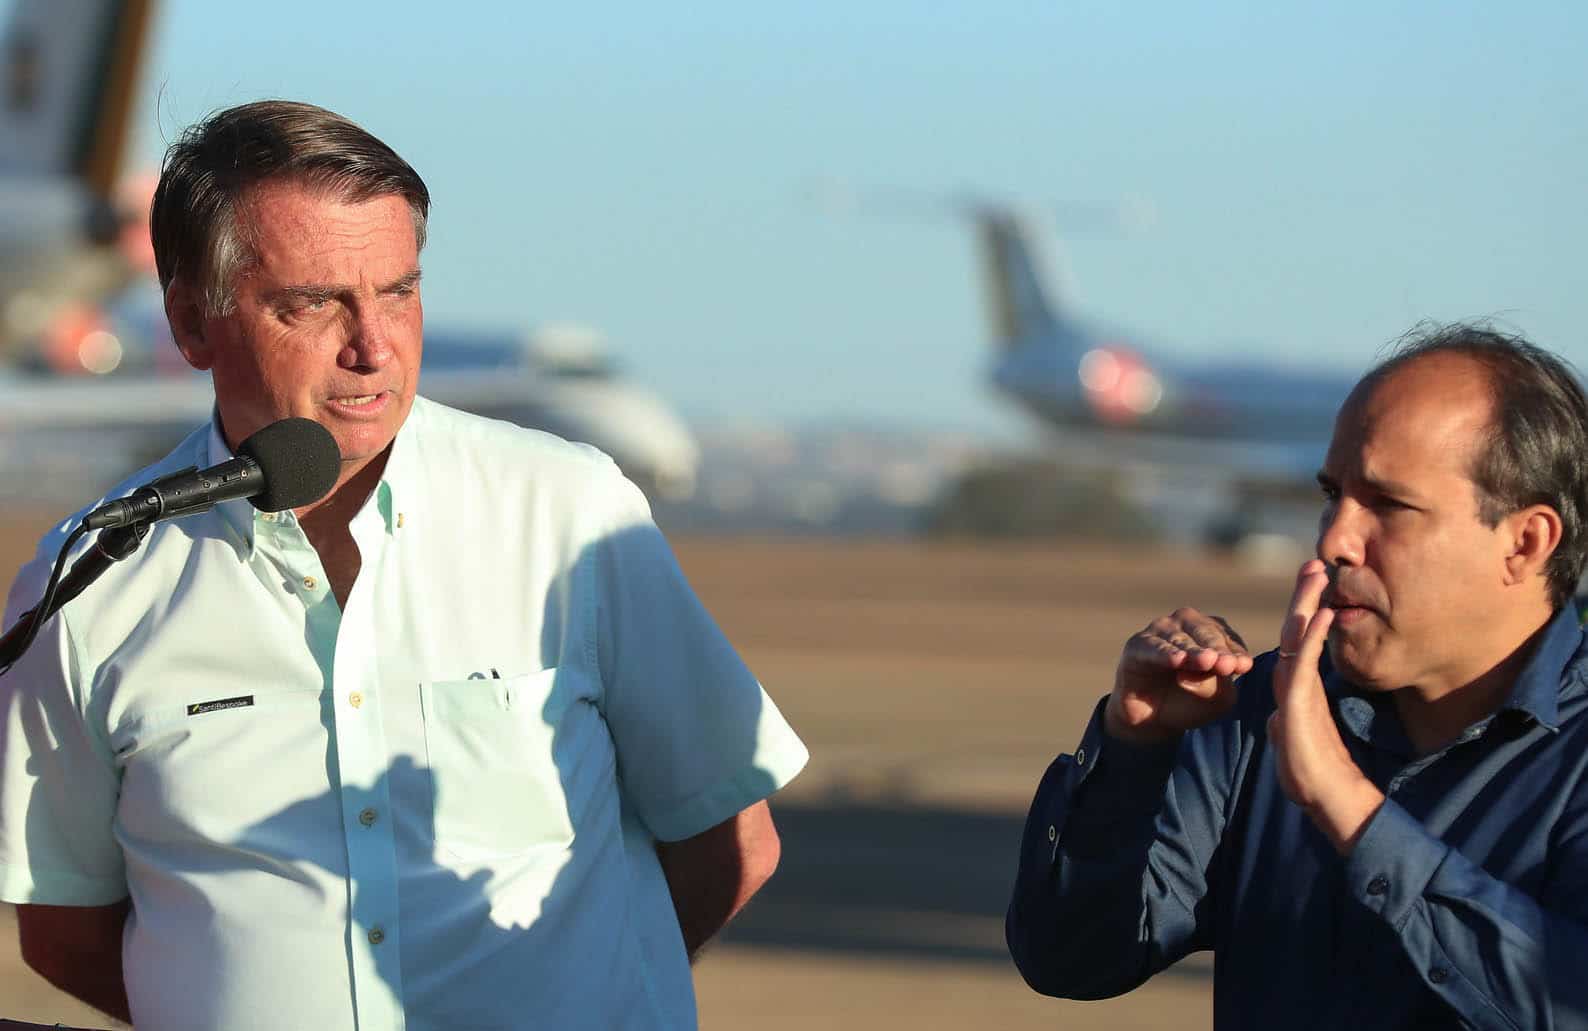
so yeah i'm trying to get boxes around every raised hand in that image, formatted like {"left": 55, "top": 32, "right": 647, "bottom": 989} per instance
{"left": 1106, "top": 607, "right": 1254, "bottom": 745}
{"left": 1267, "top": 559, "right": 1384, "bottom": 854}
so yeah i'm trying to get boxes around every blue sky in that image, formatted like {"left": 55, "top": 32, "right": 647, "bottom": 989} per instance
{"left": 115, "top": 1, "right": 1588, "bottom": 435}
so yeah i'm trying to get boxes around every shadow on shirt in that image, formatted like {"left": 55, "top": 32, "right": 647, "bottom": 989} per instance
{"left": 215, "top": 519, "right": 772, "bottom": 1026}
{"left": 2, "top": 514, "right": 782, "bottom": 1026}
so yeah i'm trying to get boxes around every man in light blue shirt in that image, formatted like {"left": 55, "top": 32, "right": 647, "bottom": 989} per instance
{"left": 0, "top": 100, "right": 807, "bottom": 1030}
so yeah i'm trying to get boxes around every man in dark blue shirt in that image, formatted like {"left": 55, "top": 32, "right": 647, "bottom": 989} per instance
{"left": 1007, "top": 325, "right": 1588, "bottom": 1029}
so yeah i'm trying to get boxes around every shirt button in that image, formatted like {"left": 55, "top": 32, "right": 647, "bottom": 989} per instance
{"left": 359, "top": 807, "right": 378, "bottom": 827}
{"left": 302, "top": 575, "right": 317, "bottom": 591}
{"left": 1047, "top": 825, "right": 1057, "bottom": 843}
{"left": 1367, "top": 875, "right": 1389, "bottom": 896}
{"left": 368, "top": 926, "right": 385, "bottom": 945}
{"left": 1074, "top": 747, "right": 1087, "bottom": 766}
{"left": 348, "top": 691, "right": 364, "bottom": 709}
{"left": 397, "top": 512, "right": 406, "bottom": 529}
{"left": 1429, "top": 966, "right": 1449, "bottom": 985}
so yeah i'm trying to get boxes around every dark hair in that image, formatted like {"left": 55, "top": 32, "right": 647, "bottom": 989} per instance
{"left": 1365, "top": 322, "right": 1588, "bottom": 609}
{"left": 151, "top": 99, "right": 430, "bottom": 315}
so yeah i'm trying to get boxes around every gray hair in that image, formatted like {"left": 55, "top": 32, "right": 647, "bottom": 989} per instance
{"left": 151, "top": 99, "right": 430, "bottom": 316}
{"left": 1364, "top": 322, "right": 1588, "bottom": 609}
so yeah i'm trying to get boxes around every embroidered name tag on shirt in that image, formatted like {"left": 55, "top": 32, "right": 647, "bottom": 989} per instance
{"left": 187, "top": 696, "right": 255, "bottom": 716}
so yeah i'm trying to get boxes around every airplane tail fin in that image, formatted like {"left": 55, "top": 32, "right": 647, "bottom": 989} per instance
{"left": 0, "top": 0, "right": 157, "bottom": 198}
{"left": 973, "top": 208, "right": 1072, "bottom": 351}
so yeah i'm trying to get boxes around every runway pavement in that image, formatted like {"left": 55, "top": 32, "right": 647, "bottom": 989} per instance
{"left": 0, "top": 522, "right": 1296, "bottom": 1028}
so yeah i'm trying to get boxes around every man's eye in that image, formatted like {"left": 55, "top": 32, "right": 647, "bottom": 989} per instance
{"left": 279, "top": 299, "right": 328, "bottom": 319}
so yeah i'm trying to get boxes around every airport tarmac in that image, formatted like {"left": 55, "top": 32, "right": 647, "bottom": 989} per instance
{"left": 0, "top": 521, "right": 1296, "bottom": 1029}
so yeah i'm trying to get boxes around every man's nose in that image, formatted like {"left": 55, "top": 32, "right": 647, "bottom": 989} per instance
{"left": 1316, "top": 500, "right": 1365, "bottom": 567}
{"left": 342, "top": 309, "right": 394, "bottom": 370}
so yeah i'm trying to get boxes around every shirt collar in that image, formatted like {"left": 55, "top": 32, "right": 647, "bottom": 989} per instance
{"left": 205, "top": 410, "right": 418, "bottom": 560}
{"left": 1331, "top": 602, "right": 1582, "bottom": 743}
{"left": 1500, "top": 601, "right": 1584, "bottom": 732}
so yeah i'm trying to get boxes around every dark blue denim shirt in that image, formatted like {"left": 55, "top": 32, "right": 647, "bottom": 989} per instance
{"left": 1007, "top": 603, "right": 1588, "bottom": 1029}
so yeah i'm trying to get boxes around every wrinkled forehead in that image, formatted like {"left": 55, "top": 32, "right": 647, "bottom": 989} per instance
{"left": 229, "top": 179, "right": 420, "bottom": 271}
{"left": 231, "top": 174, "right": 387, "bottom": 232}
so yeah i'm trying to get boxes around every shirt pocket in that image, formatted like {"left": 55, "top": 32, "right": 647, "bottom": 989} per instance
{"left": 419, "top": 668, "right": 609, "bottom": 862}
{"left": 115, "top": 688, "right": 337, "bottom": 855}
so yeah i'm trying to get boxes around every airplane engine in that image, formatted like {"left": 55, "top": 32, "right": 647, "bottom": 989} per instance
{"left": 1077, "top": 345, "right": 1163, "bottom": 425}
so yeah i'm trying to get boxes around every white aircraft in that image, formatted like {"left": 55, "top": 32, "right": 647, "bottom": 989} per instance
{"left": 0, "top": 0, "right": 699, "bottom": 502}
{"left": 0, "top": 0, "right": 157, "bottom": 362}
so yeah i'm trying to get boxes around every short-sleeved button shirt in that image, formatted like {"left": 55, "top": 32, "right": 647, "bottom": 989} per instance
{"left": 0, "top": 397, "right": 809, "bottom": 1031}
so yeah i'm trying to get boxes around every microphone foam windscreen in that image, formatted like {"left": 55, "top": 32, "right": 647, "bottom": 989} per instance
{"left": 238, "top": 418, "right": 342, "bottom": 512}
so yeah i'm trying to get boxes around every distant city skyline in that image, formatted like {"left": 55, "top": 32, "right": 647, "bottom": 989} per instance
{"left": 104, "top": 1, "right": 1588, "bottom": 436}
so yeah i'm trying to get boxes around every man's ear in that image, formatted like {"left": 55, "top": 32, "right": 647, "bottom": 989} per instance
{"left": 1502, "top": 505, "right": 1563, "bottom": 588}
{"left": 164, "top": 280, "right": 213, "bottom": 371}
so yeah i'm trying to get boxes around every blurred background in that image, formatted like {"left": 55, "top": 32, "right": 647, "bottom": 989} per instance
{"left": 0, "top": 1, "right": 1584, "bottom": 1027}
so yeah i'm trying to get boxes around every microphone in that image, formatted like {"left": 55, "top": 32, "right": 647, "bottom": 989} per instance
{"left": 0, "top": 419, "right": 341, "bottom": 675}
{"left": 83, "top": 418, "right": 342, "bottom": 531}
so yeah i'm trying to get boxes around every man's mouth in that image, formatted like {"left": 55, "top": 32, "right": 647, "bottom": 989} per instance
{"left": 1322, "top": 585, "right": 1380, "bottom": 626}
{"left": 328, "top": 391, "right": 389, "bottom": 409}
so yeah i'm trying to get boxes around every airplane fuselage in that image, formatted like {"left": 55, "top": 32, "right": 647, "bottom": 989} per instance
{"left": 993, "top": 336, "right": 1356, "bottom": 444}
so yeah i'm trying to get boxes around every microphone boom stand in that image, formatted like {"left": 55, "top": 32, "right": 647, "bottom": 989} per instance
{"left": 0, "top": 520, "right": 152, "bottom": 671}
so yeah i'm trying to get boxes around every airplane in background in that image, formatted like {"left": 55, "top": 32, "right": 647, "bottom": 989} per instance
{"left": 817, "top": 183, "right": 1373, "bottom": 545}
{"left": 0, "top": 0, "right": 699, "bottom": 502}
{"left": 957, "top": 198, "right": 1369, "bottom": 544}
{"left": 0, "top": 0, "right": 158, "bottom": 366}
{"left": 970, "top": 201, "right": 1356, "bottom": 455}
{"left": 814, "top": 181, "right": 1360, "bottom": 467}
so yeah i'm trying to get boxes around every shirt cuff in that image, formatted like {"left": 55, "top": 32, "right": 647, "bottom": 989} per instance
{"left": 644, "top": 731, "right": 810, "bottom": 843}
{"left": 1056, "top": 698, "right": 1182, "bottom": 859}
{"left": 1075, "top": 698, "right": 1183, "bottom": 816}
{"left": 0, "top": 859, "right": 129, "bottom": 907}
{"left": 1342, "top": 796, "right": 1449, "bottom": 929}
